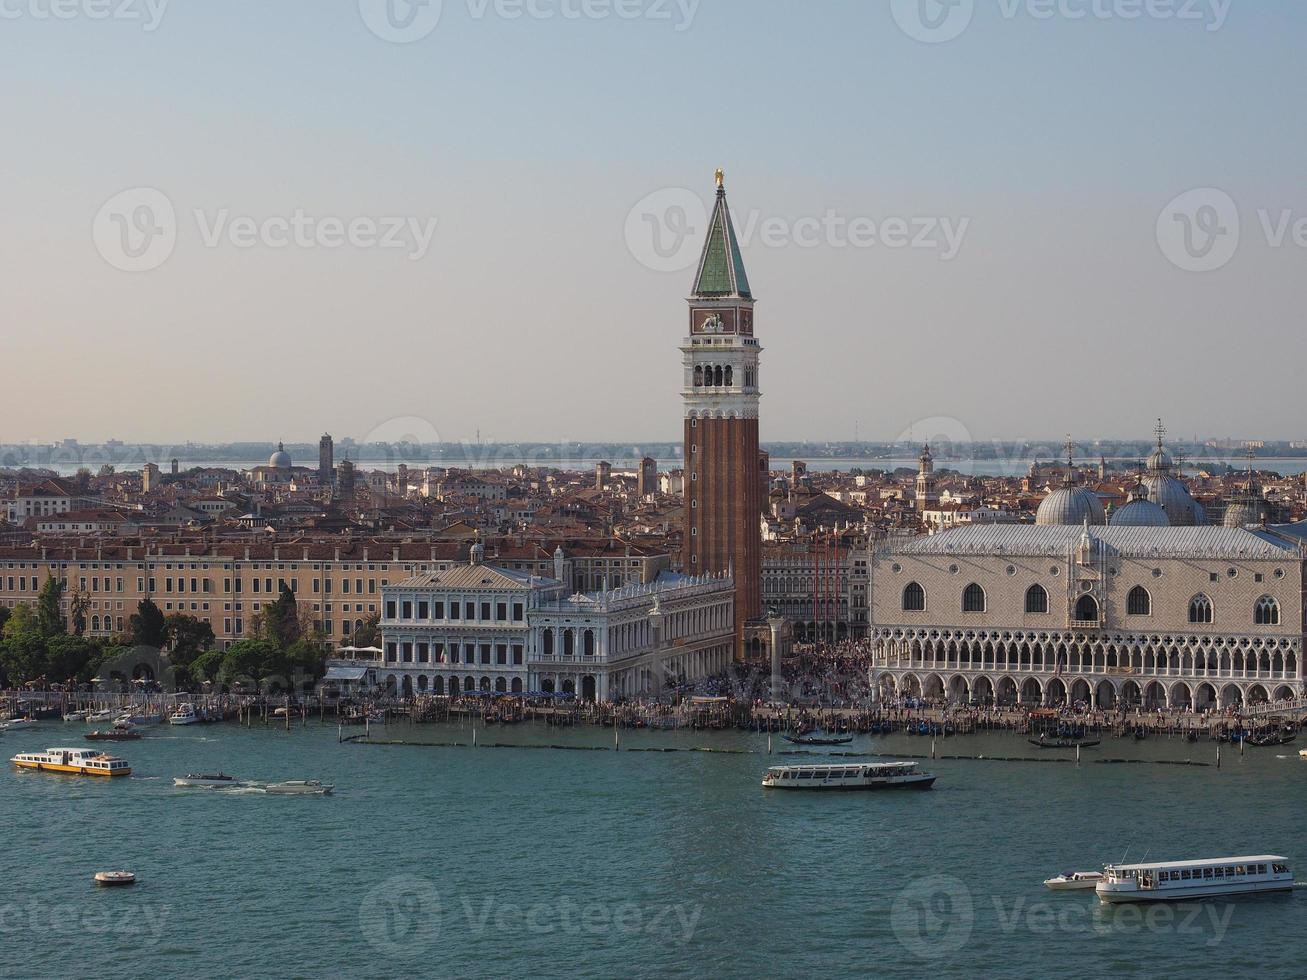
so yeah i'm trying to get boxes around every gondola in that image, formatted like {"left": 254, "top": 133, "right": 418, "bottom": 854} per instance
{"left": 781, "top": 732, "right": 854, "bottom": 746}
{"left": 1027, "top": 735, "right": 1100, "bottom": 750}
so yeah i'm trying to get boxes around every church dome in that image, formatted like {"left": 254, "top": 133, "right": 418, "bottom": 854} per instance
{"left": 1112, "top": 498, "right": 1170, "bottom": 527}
{"left": 1145, "top": 445, "right": 1173, "bottom": 474}
{"left": 1036, "top": 486, "right": 1106, "bottom": 526}
{"left": 1141, "top": 474, "right": 1204, "bottom": 526}
{"left": 268, "top": 442, "right": 292, "bottom": 469}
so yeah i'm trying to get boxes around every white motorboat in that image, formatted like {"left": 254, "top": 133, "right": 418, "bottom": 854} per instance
{"left": 168, "top": 705, "right": 199, "bottom": 726}
{"left": 173, "top": 772, "right": 240, "bottom": 788}
{"left": 1097, "top": 856, "right": 1293, "bottom": 903}
{"left": 0, "top": 718, "right": 35, "bottom": 731}
{"left": 63, "top": 710, "right": 90, "bottom": 723}
{"left": 94, "top": 871, "right": 136, "bottom": 887}
{"left": 761, "top": 761, "right": 936, "bottom": 790}
{"left": 262, "top": 780, "right": 333, "bottom": 796}
{"left": 1044, "top": 871, "right": 1104, "bottom": 891}
{"left": 1299, "top": 749, "right": 1307, "bottom": 759}
{"left": 86, "top": 709, "right": 117, "bottom": 723}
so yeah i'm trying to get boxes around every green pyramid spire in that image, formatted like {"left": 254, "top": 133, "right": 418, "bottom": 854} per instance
{"left": 692, "top": 172, "right": 752, "bottom": 299}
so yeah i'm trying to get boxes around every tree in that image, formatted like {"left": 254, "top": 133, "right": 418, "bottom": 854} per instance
{"left": 261, "top": 585, "right": 302, "bottom": 649}
{"left": 129, "top": 599, "right": 167, "bottom": 648}
{"left": 220, "top": 639, "right": 280, "bottom": 690}
{"left": 190, "top": 649, "right": 226, "bottom": 685}
{"left": 36, "top": 576, "right": 65, "bottom": 636}
{"left": 282, "top": 638, "right": 327, "bottom": 691}
{"left": 44, "top": 636, "right": 96, "bottom": 684}
{"left": 2, "top": 604, "right": 37, "bottom": 640}
{"left": 69, "top": 590, "right": 89, "bottom": 637}
{"left": 164, "top": 614, "right": 215, "bottom": 667}
{"left": 353, "top": 612, "right": 381, "bottom": 648}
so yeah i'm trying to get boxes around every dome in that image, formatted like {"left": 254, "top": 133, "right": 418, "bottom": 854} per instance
{"left": 1141, "top": 474, "right": 1204, "bottom": 526}
{"left": 1222, "top": 493, "right": 1271, "bottom": 528}
{"left": 1036, "top": 486, "right": 1106, "bottom": 526}
{"left": 1145, "top": 445, "right": 1173, "bottom": 474}
{"left": 268, "top": 442, "right": 292, "bottom": 469}
{"left": 1112, "top": 498, "right": 1170, "bottom": 527}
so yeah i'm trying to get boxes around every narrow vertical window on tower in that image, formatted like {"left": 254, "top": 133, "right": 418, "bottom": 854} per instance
{"left": 682, "top": 170, "right": 761, "bottom": 661}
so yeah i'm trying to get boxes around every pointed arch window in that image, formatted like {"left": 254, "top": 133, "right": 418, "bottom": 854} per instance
{"left": 1254, "top": 595, "right": 1280, "bottom": 626}
{"left": 1189, "top": 594, "right": 1213, "bottom": 624}
{"left": 1024, "top": 584, "right": 1049, "bottom": 614}
{"left": 962, "top": 583, "right": 986, "bottom": 614}
{"left": 1127, "top": 586, "right": 1151, "bottom": 616}
{"left": 1074, "top": 594, "right": 1099, "bottom": 623}
{"left": 902, "top": 582, "right": 925, "bottom": 612}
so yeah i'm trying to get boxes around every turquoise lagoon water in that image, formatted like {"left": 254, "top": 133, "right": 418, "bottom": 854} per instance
{"left": 1, "top": 721, "right": 1303, "bottom": 979}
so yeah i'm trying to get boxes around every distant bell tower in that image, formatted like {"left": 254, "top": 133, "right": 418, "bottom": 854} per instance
{"left": 682, "top": 169, "right": 762, "bottom": 660}
{"left": 915, "top": 444, "right": 938, "bottom": 513}
{"left": 319, "top": 433, "right": 334, "bottom": 486}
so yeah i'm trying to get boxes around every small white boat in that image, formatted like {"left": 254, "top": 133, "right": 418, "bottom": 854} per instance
{"left": 173, "top": 772, "right": 239, "bottom": 788}
{"left": 94, "top": 871, "right": 136, "bottom": 887}
{"left": 1097, "top": 856, "right": 1293, "bottom": 903}
{"left": 63, "top": 710, "right": 90, "bottom": 723}
{"left": 1299, "top": 749, "right": 1307, "bottom": 759}
{"left": 0, "top": 718, "right": 35, "bottom": 731}
{"left": 168, "top": 705, "right": 199, "bottom": 726}
{"left": 1044, "top": 871, "right": 1104, "bottom": 891}
{"left": 262, "top": 780, "right": 333, "bottom": 796}
{"left": 86, "top": 709, "right": 117, "bottom": 723}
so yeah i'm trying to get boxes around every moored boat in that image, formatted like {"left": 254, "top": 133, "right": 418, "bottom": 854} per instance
{"left": 1028, "top": 735, "right": 1101, "bottom": 750}
{"left": 1096, "top": 856, "right": 1292, "bottom": 903}
{"left": 11, "top": 747, "right": 131, "bottom": 777}
{"left": 1044, "top": 871, "right": 1104, "bottom": 891}
{"left": 781, "top": 731, "right": 854, "bottom": 746}
{"left": 762, "top": 761, "right": 936, "bottom": 791}
{"left": 63, "top": 710, "right": 90, "bottom": 723}
{"left": 262, "top": 779, "right": 333, "bottom": 796}
{"left": 168, "top": 705, "right": 199, "bottom": 726}
{"left": 0, "top": 718, "right": 36, "bottom": 732}
{"left": 86, "top": 724, "right": 142, "bottom": 742}
{"left": 86, "top": 709, "right": 117, "bottom": 723}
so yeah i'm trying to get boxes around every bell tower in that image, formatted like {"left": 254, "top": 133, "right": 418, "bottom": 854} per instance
{"left": 682, "top": 170, "right": 762, "bottom": 660}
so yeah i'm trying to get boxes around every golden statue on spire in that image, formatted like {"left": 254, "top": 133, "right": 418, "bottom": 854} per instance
{"left": 715, "top": 168, "right": 725, "bottom": 188}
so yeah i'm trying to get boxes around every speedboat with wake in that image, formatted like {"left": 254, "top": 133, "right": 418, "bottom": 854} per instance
{"left": 262, "top": 780, "right": 334, "bottom": 796}
{"left": 173, "top": 773, "right": 241, "bottom": 788}
{"left": 1044, "top": 871, "right": 1104, "bottom": 890}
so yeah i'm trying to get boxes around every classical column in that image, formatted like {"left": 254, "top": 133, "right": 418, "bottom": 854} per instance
{"left": 769, "top": 614, "right": 786, "bottom": 702}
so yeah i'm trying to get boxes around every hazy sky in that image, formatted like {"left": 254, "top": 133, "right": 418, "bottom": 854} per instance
{"left": 4, "top": 0, "right": 1305, "bottom": 446}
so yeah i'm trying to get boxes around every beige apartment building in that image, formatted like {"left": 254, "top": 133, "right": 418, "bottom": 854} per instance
{"left": 0, "top": 536, "right": 671, "bottom": 649}
{"left": 868, "top": 524, "right": 1306, "bottom": 710}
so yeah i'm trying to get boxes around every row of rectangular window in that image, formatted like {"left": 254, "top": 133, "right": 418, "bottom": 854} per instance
{"left": 386, "top": 600, "right": 525, "bottom": 623}
{"left": 386, "top": 642, "right": 524, "bottom": 666}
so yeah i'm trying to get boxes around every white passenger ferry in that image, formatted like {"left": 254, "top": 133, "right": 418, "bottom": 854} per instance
{"left": 10, "top": 747, "right": 132, "bottom": 777}
{"left": 1096, "top": 856, "right": 1293, "bottom": 903}
{"left": 761, "top": 761, "right": 936, "bottom": 791}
